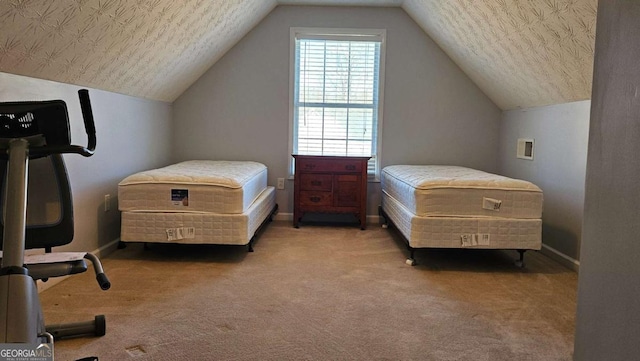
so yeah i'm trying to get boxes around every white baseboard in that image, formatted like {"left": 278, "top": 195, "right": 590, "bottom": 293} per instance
{"left": 37, "top": 238, "right": 121, "bottom": 293}
{"left": 540, "top": 243, "right": 580, "bottom": 272}
{"left": 273, "top": 212, "right": 293, "bottom": 221}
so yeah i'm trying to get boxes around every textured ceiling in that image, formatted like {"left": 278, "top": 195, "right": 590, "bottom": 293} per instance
{"left": 0, "top": 0, "right": 278, "bottom": 102}
{"left": 403, "top": 0, "right": 598, "bottom": 109}
{"left": 0, "top": 0, "right": 597, "bottom": 109}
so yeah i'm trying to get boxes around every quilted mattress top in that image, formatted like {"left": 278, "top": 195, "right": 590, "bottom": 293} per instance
{"left": 119, "top": 160, "right": 267, "bottom": 189}
{"left": 382, "top": 165, "right": 542, "bottom": 192}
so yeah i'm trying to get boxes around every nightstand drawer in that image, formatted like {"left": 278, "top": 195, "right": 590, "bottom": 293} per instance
{"left": 297, "top": 158, "right": 363, "bottom": 173}
{"left": 299, "top": 174, "right": 332, "bottom": 191}
{"left": 299, "top": 191, "right": 332, "bottom": 206}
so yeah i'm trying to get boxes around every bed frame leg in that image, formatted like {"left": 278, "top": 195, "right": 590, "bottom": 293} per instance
{"left": 378, "top": 205, "right": 389, "bottom": 228}
{"left": 247, "top": 240, "right": 254, "bottom": 253}
{"left": 515, "top": 250, "right": 526, "bottom": 268}
{"left": 405, "top": 245, "right": 416, "bottom": 266}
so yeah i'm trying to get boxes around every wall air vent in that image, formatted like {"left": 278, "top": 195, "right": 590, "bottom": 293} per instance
{"left": 517, "top": 138, "right": 534, "bottom": 160}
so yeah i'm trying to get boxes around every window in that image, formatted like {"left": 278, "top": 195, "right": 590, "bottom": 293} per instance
{"left": 289, "top": 28, "right": 386, "bottom": 178}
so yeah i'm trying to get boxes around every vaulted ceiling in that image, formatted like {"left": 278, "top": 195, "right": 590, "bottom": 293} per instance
{"left": 0, "top": 0, "right": 597, "bottom": 110}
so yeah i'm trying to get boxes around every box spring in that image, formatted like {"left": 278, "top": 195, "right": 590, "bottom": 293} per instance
{"left": 382, "top": 191, "right": 541, "bottom": 250}
{"left": 121, "top": 187, "right": 275, "bottom": 246}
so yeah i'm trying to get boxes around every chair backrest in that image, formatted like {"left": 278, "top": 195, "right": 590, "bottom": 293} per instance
{"left": 0, "top": 154, "right": 74, "bottom": 250}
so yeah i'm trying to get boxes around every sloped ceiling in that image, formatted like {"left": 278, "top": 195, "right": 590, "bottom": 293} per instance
{"left": 0, "top": 0, "right": 597, "bottom": 110}
{"left": 403, "top": 0, "right": 597, "bottom": 109}
{"left": 0, "top": 0, "right": 278, "bottom": 102}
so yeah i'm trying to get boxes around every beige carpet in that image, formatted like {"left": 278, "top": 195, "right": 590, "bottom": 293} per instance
{"left": 40, "top": 221, "right": 577, "bottom": 361}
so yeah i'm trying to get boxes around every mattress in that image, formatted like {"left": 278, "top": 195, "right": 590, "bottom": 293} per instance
{"left": 120, "top": 187, "right": 276, "bottom": 245}
{"left": 382, "top": 191, "right": 541, "bottom": 250}
{"left": 118, "top": 160, "right": 268, "bottom": 214}
{"left": 381, "top": 165, "right": 543, "bottom": 219}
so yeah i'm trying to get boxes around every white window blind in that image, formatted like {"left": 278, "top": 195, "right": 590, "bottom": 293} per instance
{"left": 290, "top": 28, "right": 385, "bottom": 177}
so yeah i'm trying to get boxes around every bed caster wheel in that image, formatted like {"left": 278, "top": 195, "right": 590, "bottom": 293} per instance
{"left": 381, "top": 223, "right": 388, "bottom": 229}
{"left": 405, "top": 258, "right": 416, "bottom": 266}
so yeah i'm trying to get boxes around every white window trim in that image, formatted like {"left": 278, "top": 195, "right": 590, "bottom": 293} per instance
{"left": 288, "top": 27, "right": 386, "bottom": 181}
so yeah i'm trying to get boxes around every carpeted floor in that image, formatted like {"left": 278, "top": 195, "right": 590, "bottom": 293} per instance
{"left": 40, "top": 221, "right": 577, "bottom": 361}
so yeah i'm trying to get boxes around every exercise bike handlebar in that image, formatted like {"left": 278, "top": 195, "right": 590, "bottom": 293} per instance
{"left": 78, "top": 89, "right": 97, "bottom": 154}
{"left": 84, "top": 253, "right": 111, "bottom": 291}
{"left": 28, "top": 89, "right": 96, "bottom": 158}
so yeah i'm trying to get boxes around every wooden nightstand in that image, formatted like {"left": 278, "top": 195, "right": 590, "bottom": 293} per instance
{"left": 292, "top": 155, "right": 370, "bottom": 229}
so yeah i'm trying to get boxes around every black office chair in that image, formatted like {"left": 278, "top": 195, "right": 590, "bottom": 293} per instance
{"left": 0, "top": 154, "right": 73, "bottom": 251}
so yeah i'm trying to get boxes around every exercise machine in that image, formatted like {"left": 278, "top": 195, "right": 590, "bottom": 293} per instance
{"left": 0, "top": 89, "right": 109, "bottom": 359}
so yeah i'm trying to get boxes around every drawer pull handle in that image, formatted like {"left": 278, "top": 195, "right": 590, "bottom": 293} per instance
{"left": 345, "top": 165, "right": 356, "bottom": 171}
{"left": 310, "top": 196, "right": 321, "bottom": 203}
{"left": 311, "top": 180, "right": 322, "bottom": 186}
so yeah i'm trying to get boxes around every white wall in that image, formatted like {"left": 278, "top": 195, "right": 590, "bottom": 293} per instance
{"left": 0, "top": 72, "right": 173, "bottom": 254}
{"left": 173, "top": 5, "right": 501, "bottom": 217}
{"left": 499, "top": 101, "right": 590, "bottom": 265}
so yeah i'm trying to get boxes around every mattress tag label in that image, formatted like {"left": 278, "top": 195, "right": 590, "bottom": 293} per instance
{"left": 461, "top": 234, "right": 490, "bottom": 247}
{"left": 171, "top": 189, "right": 189, "bottom": 206}
{"left": 478, "top": 233, "right": 490, "bottom": 246}
{"left": 482, "top": 197, "right": 502, "bottom": 211}
{"left": 166, "top": 227, "right": 195, "bottom": 241}
{"left": 461, "top": 234, "right": 475, "bottom": 247}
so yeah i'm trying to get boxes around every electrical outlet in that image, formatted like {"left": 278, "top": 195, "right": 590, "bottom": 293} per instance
{"left": 104, "top": 194, "right": 111, "bottom": 211}
{"left": 277, "top": 178, "right": 285, "bottom": 190}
